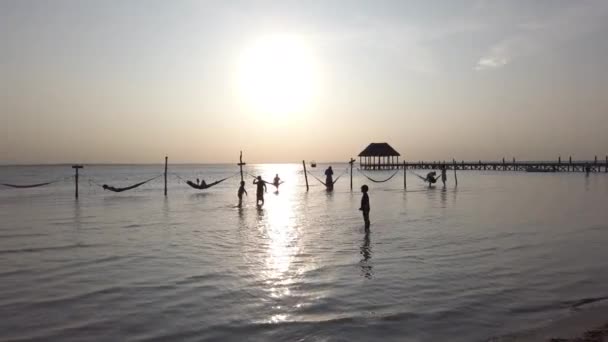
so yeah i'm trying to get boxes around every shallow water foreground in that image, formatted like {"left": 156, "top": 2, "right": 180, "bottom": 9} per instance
{"left": 0, "top": 164, "right": 607, "bottom": 341}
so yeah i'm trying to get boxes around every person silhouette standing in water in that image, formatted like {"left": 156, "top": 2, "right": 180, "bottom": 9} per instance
{"left": 325, "top": 166, "right": 334, "bottom": 191}
{"left": 440, "top": 166, "right": 447, "bottom": 187}
{"left": 359, "top": 184, "right": 370, "bottom": 229}
{"left": 273, "top": 174, "right": 281, "bottom": 191}
{"left": 253, "top": 176, "right": 267, "bottom": 207}
{"left": 237, "top": 180, "right": 247, "bottom": 206}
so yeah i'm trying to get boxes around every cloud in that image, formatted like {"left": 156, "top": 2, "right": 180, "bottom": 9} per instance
{"left": 474, "top": 1, "right": 608, "bottom": 71}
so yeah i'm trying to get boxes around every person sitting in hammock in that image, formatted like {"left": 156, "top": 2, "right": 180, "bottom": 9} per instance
{"left": 253, "top": 176, "right": 267, "bottom": 207}
{"left": 425, "top": 171, "right": 438, "bottom": 188}
{"left": 325, "top": 166, "right": 334, "bottom": 191}
{"left": 273, "top": 174, "right": 281, "bottom": 190}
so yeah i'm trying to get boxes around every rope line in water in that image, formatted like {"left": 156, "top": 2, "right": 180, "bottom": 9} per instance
{"left": 356, "top": 169, "right": 400, "bottom": 183}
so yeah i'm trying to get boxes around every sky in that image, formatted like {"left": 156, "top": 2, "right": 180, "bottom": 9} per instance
{"left": 1, "top": 0, "right": 608, "bottom": 164}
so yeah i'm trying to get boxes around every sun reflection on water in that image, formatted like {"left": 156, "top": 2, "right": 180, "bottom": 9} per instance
{"left": 252, "top": 164, "right": 307, "bottom": 322}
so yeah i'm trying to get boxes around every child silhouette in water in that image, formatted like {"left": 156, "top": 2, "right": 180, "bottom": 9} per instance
{"left": 359, "top": 184, "right": 370, "bottom": 229}
{"left": 237, "top": 181, "right": 247, "bottom": 206}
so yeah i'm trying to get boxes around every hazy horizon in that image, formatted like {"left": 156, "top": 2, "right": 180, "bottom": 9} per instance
{"left": 2, "top": 0, "right": 608, "bottom": 164}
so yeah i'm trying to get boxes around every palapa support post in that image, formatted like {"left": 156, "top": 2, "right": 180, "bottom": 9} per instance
{"left": 72, "top": 165, "right": 83, "bottom": 199}
{"left": 606, "top": 155, "right": 607, "bottom": 173}
{"left": 349, "top": 158, "right": 355, "bottom": 190}
{"left": 238, "top": 151, "right": 246, "bottom": 182}
{"left": 453, "top": 159, "right": 458, "bottom": 186}
{"left": 164, "top": 156, "right": 168, "bottom": 196}
{"left": 302, "top": 160, "right": 309, "bottom": 192}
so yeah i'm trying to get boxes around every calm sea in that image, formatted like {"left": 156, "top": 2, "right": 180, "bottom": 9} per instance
{"left": 1, "top": 164, "right": 607, "bottom": 341}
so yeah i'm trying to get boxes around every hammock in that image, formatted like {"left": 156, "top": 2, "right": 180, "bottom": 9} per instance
{"left": 1, "top": 181, "right": 56, "bottom": 189}
{"left": 307, "top": 169, "right": 347, "bottom": 187}
{"left": 357, "top": 169, "right": 399, "bottom": 183}
{"left": 182, "top": 172, "right": 239, "bottom": 190}
{"left": 1, "top": 175, "right": 72, "bottom": 189}
{"left": 101, "top": 175, "right": 161, "bottom": 193}
{"left": 410, "top": 171, "right": 437, "bottom": 184}
{"left": 186, "top": 177, "right": 230, "bottom": 190}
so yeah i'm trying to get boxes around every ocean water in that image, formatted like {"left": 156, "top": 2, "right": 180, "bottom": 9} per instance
{"left": 0, "top": 163, "right": 607, "bottom": 342}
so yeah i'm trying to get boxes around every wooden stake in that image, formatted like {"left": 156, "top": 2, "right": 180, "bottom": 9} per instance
{"left": 302, "top": 160, "right": 309, "bottom": 192}
{"left": 403, "top": 161, "right": 407, "bottom": 189}
{"left": 453, "top": 159, "right": 458, "bottom": 186}
{"left": 72, "top": 165, "right": 83, "bottom": 199}
{"left": 164, "top": 156, "right": 168, "bottom": 196}
{"left": 349, "top": 158, "right": 355, "bottom": 190}
{"left": 238, "top": 151, "right": 246, "bottom": 182}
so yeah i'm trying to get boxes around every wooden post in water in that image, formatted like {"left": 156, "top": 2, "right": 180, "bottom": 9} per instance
{"left": 238, "top": 151, "right": 246, "bottom": 182}
{"left": 302, "top": 160, "right": 309, "bottom": 192}
{"left": 403, "top": 161, "right": 407, "bottom": 189}
{"left": 164, "top": 156, "right": 168, "bottom": 196}
{"left": 569, "top": 156, "right": 572, "bottom": 172}
{"left": 72, "top": 165, "right": 83, "bottom": 199}
{"left": 606, "top": 155, "right": 608, "bottom": 173}
{"left": 349, "top": 158, "right": 355, "bottom": 190}
{"left": 453, "top": 159, "right": 458, "bottom": 186}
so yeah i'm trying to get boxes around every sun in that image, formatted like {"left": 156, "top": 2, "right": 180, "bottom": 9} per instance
{"left": 237, "top": 34, "right": 319, "bottom": 119}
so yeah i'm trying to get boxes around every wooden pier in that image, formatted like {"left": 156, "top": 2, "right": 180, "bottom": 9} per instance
{"left": 361, "top": 157, "right": 608, "bottom": 173}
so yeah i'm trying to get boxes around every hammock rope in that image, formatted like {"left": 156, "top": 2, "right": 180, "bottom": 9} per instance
{"left": 246, "top": 173, "right": 284, "bottom": 187}
{"left": 410, "top": 171, "right": 437, "bottom": 183}
{"left": 1, "top": 175, "right": 73, "bottom": 189}
{"left": 356, "top": 169, "right": 400, "bottom": 183}
{"left": 182, "top": 172, "right": 240, "bottom": 190}
{"left": 307, "top": 168, "right": 348, "bottom": 187}
{"left": 99, "top": 174, "right": 162, "bottom": 193}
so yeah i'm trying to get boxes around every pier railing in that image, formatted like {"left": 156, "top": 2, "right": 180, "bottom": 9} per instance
{"left": 360, "top": 157, "right": 608, "bottom": 173}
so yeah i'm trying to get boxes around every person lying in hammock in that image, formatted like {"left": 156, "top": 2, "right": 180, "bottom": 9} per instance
{"left": 196, "top": 178, "right": 208, "bottom": 188}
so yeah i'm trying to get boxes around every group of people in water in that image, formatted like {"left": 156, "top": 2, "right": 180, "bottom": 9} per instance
{"left": 235, "top": 166, "right": 372, "bottom": 229}
{"left": 237, "top": 173, "right": 282, "bottom": 207}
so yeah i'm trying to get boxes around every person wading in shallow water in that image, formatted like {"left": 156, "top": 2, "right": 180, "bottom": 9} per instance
{"left": 253, "top": 176, "right": 267, "bottom": 207}
{"left": 237, "top": 181, "right": 247, "bottom": 206}
{"left": 325, "top": 166, "right": 334, "bottom": 191}
{"left": 440, "top": 166, "right": 447, "bottom": 187}
{"left": 273, "top": 174, "right": 281, "bottom": 190}
{"left": 359, "top": 184, "right": 370, "bottom": 229}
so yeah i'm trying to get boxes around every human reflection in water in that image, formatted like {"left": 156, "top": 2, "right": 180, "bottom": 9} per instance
{"left": 360, "top": 229, "right": 373, "bottom": 279}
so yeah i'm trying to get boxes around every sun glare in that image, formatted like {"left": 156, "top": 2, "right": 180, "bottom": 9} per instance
{"left": 237, "top": 34, "right": 319, "bottom": 119}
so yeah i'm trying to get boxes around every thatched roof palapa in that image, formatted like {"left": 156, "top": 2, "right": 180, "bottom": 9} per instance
{"left": 358, "top": 143, "right": 400, "bottom": 157}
